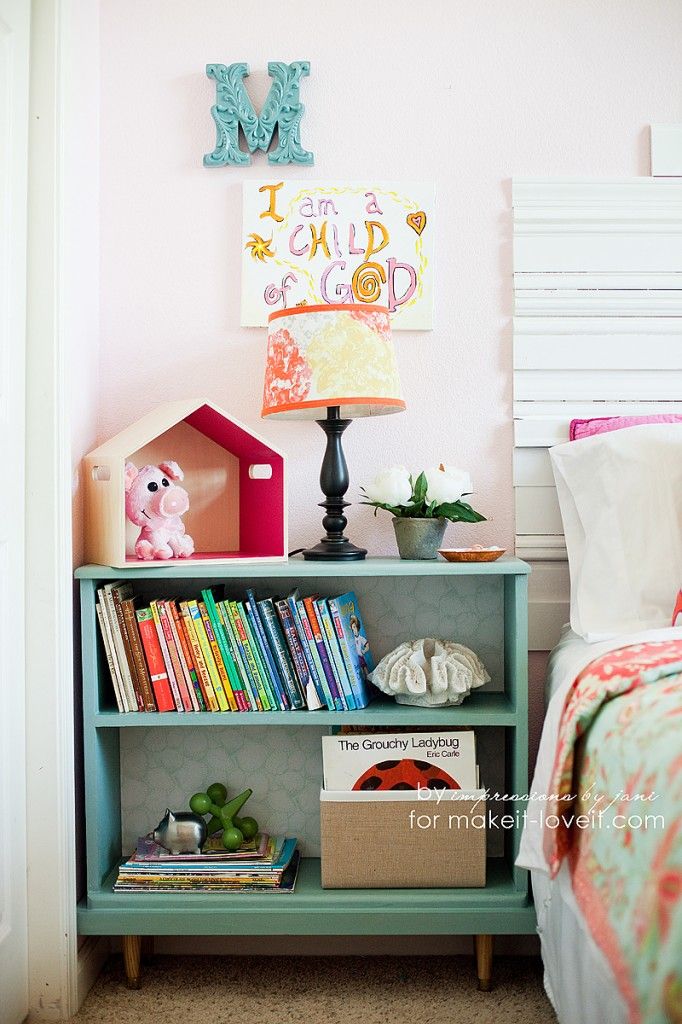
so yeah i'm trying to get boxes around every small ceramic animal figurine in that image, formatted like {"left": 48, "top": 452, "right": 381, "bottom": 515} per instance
{"left": 153, "top": 810, "right": 208, "bottom": 855}
{"left": 125, "top": 460, "right": 195, "bottom": 561}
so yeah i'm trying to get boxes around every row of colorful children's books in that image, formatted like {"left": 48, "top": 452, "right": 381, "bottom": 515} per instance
{"left": 95, "top": 581, "right": 375, "bottom": 713}
{"left": 114, "top": 834, "right": 301, "bottom": 893}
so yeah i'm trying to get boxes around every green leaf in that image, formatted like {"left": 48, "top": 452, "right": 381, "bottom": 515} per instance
{"left": 412, "top": 471, "right": 428, "bottom": 506}
{"left": 458, "top": 500, "right": 487, "bottom": 522}
{"left": 402, "top": 500, "right": 427, "bottom": 517}
{"left": 434, "top": 500, "right": 487, "bottom": 524}
{"left": 359, "top": 500, "right": 403, "bottom": 517}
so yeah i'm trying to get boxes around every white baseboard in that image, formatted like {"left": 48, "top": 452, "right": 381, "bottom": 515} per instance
{"left": 76, "top": 938, "right": 109, "bottom": 1012}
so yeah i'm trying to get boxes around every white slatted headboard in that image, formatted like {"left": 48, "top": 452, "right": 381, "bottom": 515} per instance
{"left": 513, "top": 179, "right": 682, "bottom": 650}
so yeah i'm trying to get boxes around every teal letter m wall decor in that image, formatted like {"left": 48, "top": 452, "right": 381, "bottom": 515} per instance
{"left": 204, "top": 61, "right": 313, "bottom": 167}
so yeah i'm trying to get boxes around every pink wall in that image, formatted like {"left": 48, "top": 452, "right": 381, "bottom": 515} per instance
{"left": 97, "top": 0, "right": 682, "bottom": 555}
{"left": 87, "top": 2, "right": 679, "bottom": 953}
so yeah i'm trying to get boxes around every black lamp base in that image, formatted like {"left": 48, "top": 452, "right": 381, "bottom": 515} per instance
{"left": 302, "top": 407, "right": 367, "bottom": 561}
{"left": 302, "top": 538, "right": 367, "bottom": 561}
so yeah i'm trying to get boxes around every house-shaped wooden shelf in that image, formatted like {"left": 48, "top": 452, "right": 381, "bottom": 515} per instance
{"left": 84, "top": 399, "right": 287, "bottom": 567}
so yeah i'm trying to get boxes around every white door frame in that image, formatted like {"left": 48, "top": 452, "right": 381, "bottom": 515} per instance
{"left": 25, "top": 1, "right": 100, "bottom": 1018}
{"left": 0, "top": 1, "right": 30, "bottom": 1019}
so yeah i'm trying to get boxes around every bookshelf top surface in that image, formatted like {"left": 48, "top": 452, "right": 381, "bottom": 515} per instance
{"left": 76, "top": 555, "right": 530, "bottom": 580}
{"left": 90, "top": 692, "right": 518, "bottom": 727}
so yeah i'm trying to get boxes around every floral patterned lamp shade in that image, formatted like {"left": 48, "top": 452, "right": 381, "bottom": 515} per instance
{"left": 261, "top": 304, "right": 405, "bottom": 561}
{"left": 261, "top": 304, "right": 405, "bottom": 420}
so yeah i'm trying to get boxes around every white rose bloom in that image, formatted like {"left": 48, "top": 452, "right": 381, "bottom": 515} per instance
{"left": 424, "top": 465, "right": 472, "bottom": 505}
{"left": 363, "top": 466, "right": 412, "bottom": 507}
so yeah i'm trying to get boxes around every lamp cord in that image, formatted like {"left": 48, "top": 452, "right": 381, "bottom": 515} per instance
{"left": 287, "top": 547, "right": 305, "bottom": 557}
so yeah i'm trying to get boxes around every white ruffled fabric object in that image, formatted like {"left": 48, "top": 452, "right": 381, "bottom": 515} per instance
{"left": 370, "top": 638, "right": 490, "bottom": 707}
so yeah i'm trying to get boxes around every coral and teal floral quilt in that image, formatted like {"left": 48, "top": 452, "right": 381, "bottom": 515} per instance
{"left": 544, "top": 640, "right": 682, "bottom": 1024}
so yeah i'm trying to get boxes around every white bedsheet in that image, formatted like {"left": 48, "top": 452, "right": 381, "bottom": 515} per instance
{"left": 533, "top": 863, "right": 628, "bottom": 1024}
{"left": 517, "top": 623, "right": 682, "bottom": 1024}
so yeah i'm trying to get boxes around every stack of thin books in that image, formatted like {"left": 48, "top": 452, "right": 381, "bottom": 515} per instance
{"left": 114, "top": 834, "right": 300, "bottom": 893}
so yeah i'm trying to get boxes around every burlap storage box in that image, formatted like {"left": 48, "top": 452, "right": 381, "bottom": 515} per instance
{"left": 320, "top": 789, "right": 486, "bottom": 888}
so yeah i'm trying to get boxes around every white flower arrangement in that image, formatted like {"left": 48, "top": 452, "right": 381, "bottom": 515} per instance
{"left": 362, "top": 466, "right": 412, "bottom": 508}
{"left": 361, "top": 463, "right": 485, "bottom": 524}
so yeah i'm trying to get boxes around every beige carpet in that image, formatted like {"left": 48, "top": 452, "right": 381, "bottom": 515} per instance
{"left": 71, "top": 954, "right": 557, "bottom": 1024}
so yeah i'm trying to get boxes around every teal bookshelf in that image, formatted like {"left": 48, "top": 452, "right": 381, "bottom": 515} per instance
{"left": 76, "top": 556, "right": 535, "bottom": 989}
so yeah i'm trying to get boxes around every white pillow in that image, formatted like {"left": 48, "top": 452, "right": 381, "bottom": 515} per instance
{"left": 550, "top": 424, "right": 682, "bottom": 641}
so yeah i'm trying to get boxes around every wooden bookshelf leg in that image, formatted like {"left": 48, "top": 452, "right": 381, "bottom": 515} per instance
{"left": 123, "top": 934, "right": 142, "bottom": 989}
{"left": 474, "top": 933, "right": 493, "bottom": 991}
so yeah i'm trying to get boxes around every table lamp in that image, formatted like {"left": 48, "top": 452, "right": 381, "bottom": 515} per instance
{"left": 262, "top": 304, "right": 405, "bottom": 560}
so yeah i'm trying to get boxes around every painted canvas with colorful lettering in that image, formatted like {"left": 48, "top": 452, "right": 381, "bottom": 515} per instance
{"left": 241, "top": 181, "right": 435, "bottom": 330}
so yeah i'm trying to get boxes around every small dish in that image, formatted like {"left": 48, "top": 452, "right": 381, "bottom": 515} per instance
{"left": 438, "top": 546, "right": 506, "bottom": 563}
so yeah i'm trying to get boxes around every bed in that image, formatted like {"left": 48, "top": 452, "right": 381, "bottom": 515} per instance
{"left": 515, "top": 422, "right": 682, "bottom": 1024}
{"left": 518, "top": 625, "right": 682, "bottom": 1024}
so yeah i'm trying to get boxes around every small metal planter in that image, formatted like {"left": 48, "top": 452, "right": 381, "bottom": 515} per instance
{"left": 392, "top": 517, "right": 447, "bottom": 560}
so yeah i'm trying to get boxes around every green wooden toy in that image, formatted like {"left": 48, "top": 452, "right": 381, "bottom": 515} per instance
{"left": 189, "top": 782, "right": 259, "bottom": 851}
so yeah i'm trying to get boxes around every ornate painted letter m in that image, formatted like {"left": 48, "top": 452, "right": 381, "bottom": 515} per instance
{"left": 204, "top": 61, "right": 313, "bottom": 167}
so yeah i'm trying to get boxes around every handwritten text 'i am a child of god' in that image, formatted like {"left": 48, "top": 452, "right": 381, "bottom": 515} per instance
{"left": 253, "top": 181, "right": 425, "bottom": 314}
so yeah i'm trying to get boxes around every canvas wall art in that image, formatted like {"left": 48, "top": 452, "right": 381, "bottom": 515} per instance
{"left": 241, "top": 181, "right": 435, "bottom": 330}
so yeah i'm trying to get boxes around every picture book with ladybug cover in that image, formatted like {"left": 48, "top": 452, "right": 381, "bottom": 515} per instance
{"left": 322, "top": 731, "right": 478, "bottom": 792}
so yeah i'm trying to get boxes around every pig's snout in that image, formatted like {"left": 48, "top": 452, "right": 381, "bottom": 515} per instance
{"left": 157, "top": 485, "right": 189, "bottom": 518}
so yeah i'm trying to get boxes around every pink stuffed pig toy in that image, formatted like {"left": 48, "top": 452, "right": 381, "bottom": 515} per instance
{"left": 125, "top": 460, "right": 195, "bottom": 561}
